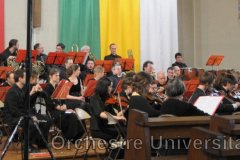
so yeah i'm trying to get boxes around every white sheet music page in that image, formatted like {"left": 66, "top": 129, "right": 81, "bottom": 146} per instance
{"left": 194, "top": 96, "right": 224, "bottom": 115}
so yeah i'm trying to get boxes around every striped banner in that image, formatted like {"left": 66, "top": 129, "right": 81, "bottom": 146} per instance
{"left": 59, "top": 0, "right": 178, "bottom": 71}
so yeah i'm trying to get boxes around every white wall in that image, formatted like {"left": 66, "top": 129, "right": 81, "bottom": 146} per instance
{"left": 5, "top": 0, "right": 58, "bottom": 53}
{"left": 178, "top": 0, "right": 240, "bottom": 70}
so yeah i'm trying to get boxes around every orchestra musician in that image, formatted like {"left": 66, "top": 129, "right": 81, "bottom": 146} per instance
{"left": 188, "top": 71, "right": 215, "bottom": 104}
{"left": 0, "top": 39, "right": 19, "bottom": 66}
{"left": 160, "top": 78, "right": 208, "bottom": 116}
{"left": 34, "top": 43, "right": 47, "bottom": 63}
{"left": 89, "top": 77, "right": 126, "bottom": 142}
{"left": 156, "top": 71, "right": 167, "bottom": 93}
{"left": 104, "top": 43, "right": 121, "bottom": 60}
{"left": 128, "top": 72, "right": 161, "bottom": 117}
{"left": 108, "top": 63, "right": 125, "bottom": 91}
{"left": 3, "top": 70, "right": 50, "bottom": 150}
{"left": 43, "top": 68, "right": 84, "bottom": 141}
{"left": 213, "top": 73, "right": 240, "bottom": 115}
{"left": 166, "top": 67, "right": 175, "bottom": 83}
{"left": 142, "top": 60, "right": 155, "bottom": 80}
{"left": 171, "top": 52, "right": 187, "bottom": 68}
{"left": 58, "top": 57, "right": 73, "bottom": 80}
{"left": 79, "top": 59, "right": 94, "bottom": 83}
{"left": 1, "top": 71, "right": 15, "bottom": 87}
{"left": 56, "top": 43, "right": 65, "bottom": 53}
{"left": 173, "top": 66, "right": 182, "bottom": 79}
{"left": 84, "top": 66, "right": 105, "bottom": 100}
{"left": 65, "top": 64, "right": 85, "bottom": 110}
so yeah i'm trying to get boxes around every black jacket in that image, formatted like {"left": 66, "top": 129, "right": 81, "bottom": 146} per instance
{"left": 161, "top": 98, "right": 208, "bottom": 116}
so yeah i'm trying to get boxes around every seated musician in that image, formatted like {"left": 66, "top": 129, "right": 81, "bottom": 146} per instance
{"left": 1, "top": 71, "right": 15, "bottom": 86}
{"left": 160, "top": 78, "right": 208, "bottom": 116}
{"left": 43, "top": 68, "right": 84, "bottom": 141}
{"left": 108, "top": 63, "right": 125, "bottom": 91}
{"left": 3, "top": 70, "right": 50, "bottom": 150}
{"left": 84, "top": 66, "right": 105, "bottom": 101}
{"left": 156, "top": 71, "right": 166, "bottom": 93}
{"left": 34, "top": 43, "right": 48, "bottom": 80}
{"left": 188, "top": 71, "right": 215, "bottom": 104}
{"left": 79, "top": 59, "right": 94, "bottom": 83}
{"left": 147, "top": 81, "right": 163, "bottom": 110}
{"left": 89, "top": 77, "right": 126, "bottom": 142}
{"left": 58, "top": 58, "right": 73, "bottom": 80}
{"left": 171, "top": 52, "right": 187, "bottom": 68}
{"left": 0, "top": 39, "right": 19, "bottom": 66}
{"left": 173, "top": 66, "right": 182, "bottom": 79}
{"left": 56, "top": 43, "right": 65, "bottom": 53}
{"left": 65, "top": 64, "right": 85, "bottom": 110}
{"left": 213, "top": 73, "right": 240, "bottom": 115}
{"left": 128, "top": 72, "right": 161, "bottom": 117}
{"left": 104, "top": 43, "right": 121, "bottom": 60}
{"left": 143, "top": 60, "right": 155, "bottom": 80}
{"left": 166, "top": 67, "right": 175, "bottom": 83}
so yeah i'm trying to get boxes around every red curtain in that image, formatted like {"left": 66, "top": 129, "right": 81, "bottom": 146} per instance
{"left": 0, "top": 0, "right": 4, "bottom": 51}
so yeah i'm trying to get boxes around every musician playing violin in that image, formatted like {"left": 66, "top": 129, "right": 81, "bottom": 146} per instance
{"left": 156, "top": 71, "right": 167, "bottom": 93}
{"left": 128, "top": 72, "right": 161, "bottom": 118}
{"left": 213, "top": 73, "right": 240, "bottom": 115}
{"left": 188, "top": 71, "right": 215, "bottom": 104}
{"left": 89, "top": 77, "right": 126, "bottom": 142}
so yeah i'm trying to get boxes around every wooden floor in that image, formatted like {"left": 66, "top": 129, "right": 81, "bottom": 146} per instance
{"left": 0, "top": 136, "right": 106, "bottom": 160}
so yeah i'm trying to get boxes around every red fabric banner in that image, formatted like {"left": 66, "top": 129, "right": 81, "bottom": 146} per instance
{"left": 0, "top": 0, "right": 4, "bottom": 52}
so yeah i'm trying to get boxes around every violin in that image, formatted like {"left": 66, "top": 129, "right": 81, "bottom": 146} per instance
{"left": 105, "top": 95, "right": 129, "bottom": 108}
{"left": 146, "top": 92, "right": 165, "bottom": 105}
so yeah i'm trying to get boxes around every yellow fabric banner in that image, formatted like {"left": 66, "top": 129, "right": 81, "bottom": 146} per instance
{"left": 100, "top": 0, "right": 140, "bottom": 71}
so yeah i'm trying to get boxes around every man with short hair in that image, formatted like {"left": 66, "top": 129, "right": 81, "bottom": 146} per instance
{"left": 0, "top": 39, "right": 19, "bottom": 66}
{"left": 166, "top": 67, "right": 174, "bottom": 83}
{"left": 143, "top": 60, "right": 155, "bottom": 80}
{"left": 80, "top": 59, "right": 94, "bottom": 82}
{"left": 3, "top": 70, "right": 50, "bottom": 150}
{"left": 56, "top": 43, "right": 65, "bottom": 52}
{"left": 108, "top": 63, "right": 124, "bottom": 91}
{"left": 2, "top": 71, "right": 15, "bottom": 86}
{"left": 34, "top": 43, "right": 47, "bottom": 63}
{"left": 156, "top": 71, "right": 166, "bottom": 93}
{"left": 172, "top": 52, "right": 187, "bottom": 68}
{"left": 104, "top": 43, "right": 121, "bottom": 60}
{"left": 59, "top": 58, "right": 74, "bottom": 80}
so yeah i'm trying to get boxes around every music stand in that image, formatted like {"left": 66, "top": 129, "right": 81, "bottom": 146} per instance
{"left": 83, "top": 74, "right": 94, "bottom": 86}
{"left": 67, "top": 52, "right": 88, "bottom": 64}
{"left": 0, "top": 67, "right": 14, "bottom": 80}
{"left": 206, "top": 55, "right": 224, "bottom": 70}
{"left": 0, "top": 86, "right": 11, "bottom": 108}
{"left": 124, "top": 59, "right": 134, "bottom": 71}
{"left": 45, "top": 52, "right": 67, "bottom": 65}
{"left": 51, "top": 80, "right": 73, "bottom": 99}
{"left": 15, "top": 49, "right": 38, "bottom": 63}
{"left": 103, "top": 60, "right": 114, "bottom": 73}
{"left": 83, "top": 79, "right": 97, "bottom": 97}
{"left": 94, "top": 60, "right": 104, "bottom": 67}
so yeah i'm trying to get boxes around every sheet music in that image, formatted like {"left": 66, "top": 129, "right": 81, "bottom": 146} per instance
{"left": 194, "top": 96, "right": 224, "bottom": 115}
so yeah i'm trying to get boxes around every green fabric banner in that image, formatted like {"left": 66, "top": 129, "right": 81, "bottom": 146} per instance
{"left": 59, "top": 0, "right": 100, "bottom": 59}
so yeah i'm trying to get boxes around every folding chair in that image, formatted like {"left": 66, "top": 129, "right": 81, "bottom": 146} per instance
{"left": 105, "top": 112, "right": 126, "bottom": 160}
{"left": 73, "top": 108, "right": 103, "bottom": 160}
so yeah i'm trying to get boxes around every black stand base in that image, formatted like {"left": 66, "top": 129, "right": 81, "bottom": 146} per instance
{"left": 0, "top": 116, "right": 55, "bottom": 160}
